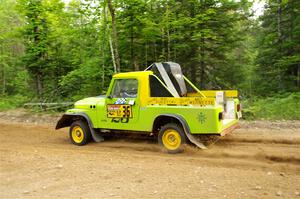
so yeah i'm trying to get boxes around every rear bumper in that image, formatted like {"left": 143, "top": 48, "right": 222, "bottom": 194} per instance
{"left": 220, "top": 122, "right": 240, "bottom": 136}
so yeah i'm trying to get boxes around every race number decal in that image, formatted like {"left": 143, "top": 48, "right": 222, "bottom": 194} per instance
{"left": 107, "top": 105, "right": 132, "bottom": 118}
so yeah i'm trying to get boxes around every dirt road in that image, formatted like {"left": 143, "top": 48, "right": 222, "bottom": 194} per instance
{"left": 0, "top": 111, "right": 300, "bottom": 198}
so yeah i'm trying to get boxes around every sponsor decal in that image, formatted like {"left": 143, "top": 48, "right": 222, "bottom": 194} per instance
{"left": 114, "top": 98, "right": 127, "bottom": 105}
{"left": 107, "top": 104, "right": 132, "bottom": 118}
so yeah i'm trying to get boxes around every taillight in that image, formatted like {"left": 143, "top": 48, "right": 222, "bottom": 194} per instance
{"left": 237, "top": 104, "right": 241, "bottom": 112}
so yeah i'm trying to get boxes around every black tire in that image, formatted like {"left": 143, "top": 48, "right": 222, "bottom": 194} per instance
{"left": 158, "top": 123, "right": 186, "bottom": 154}
{"left": 69, "top": 120, "right": 92, "bottom": 146}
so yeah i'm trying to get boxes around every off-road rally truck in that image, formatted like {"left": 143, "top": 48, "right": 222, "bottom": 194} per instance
{"left": 56, "top": 62, "right": 242, "bottom": 153}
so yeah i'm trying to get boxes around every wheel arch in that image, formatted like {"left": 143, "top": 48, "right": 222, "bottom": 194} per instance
{"left": 152, "top": 114, "right": 191, "bottom": 135}
{"left": 56, "top": 113, "right": 94, "bottom": 130}
{"left": 56, "top": 113, "right": 104, "bottom": 143}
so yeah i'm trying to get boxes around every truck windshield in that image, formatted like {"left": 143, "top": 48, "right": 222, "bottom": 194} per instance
{"left": 111, "top": 79, "right": 138, "bottom": 98}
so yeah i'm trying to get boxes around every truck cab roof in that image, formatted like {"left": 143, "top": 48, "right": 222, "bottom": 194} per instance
{"left": 114, "top": 62, "right": 187, "bottom": 98}
{"left": 113, "top": 71, "right": 153, "bottom": 78}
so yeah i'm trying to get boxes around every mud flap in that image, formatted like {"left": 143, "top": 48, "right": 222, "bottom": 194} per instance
{"left": 185, "top": 132, "right": 207, "bottom": 149}
{"left": 90, "top": 128, "right": 104, "bottom": 143}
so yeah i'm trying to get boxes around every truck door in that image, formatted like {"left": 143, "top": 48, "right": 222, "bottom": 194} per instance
{"left": 104, "top": 78, "right": 140, "bottom": 130}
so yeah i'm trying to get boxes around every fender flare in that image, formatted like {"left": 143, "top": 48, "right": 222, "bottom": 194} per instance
{"left": 55, "top": 112, "right": 93, "bottom": 129}
{"left": 55, "top": 113, "right": 104, "bottom": 142}
{"left": 153, "top": 114, "right": 191, "bottom": 135}
{"left": 153, "top": 114, "right": 207, "bottom": 149}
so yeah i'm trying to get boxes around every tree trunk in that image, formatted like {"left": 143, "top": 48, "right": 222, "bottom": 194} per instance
{"left": 199, "top": 37, "right": 205, "bottom": 89}
{"left": 190, "top": 65, "right": 196, "bottom": 85}
{"left": 297, "top": 66, "right": 300, "bottom": 88}
{"left": 101, "top": 5, "right": 108, "bottom": 90}
{"left": 1, "top": 69, "right": 5, "bottom": 96}
{"left": 173, "top": 29, "right": 176, "bottom": 61}
{"left": 109, "top": 35, "right": 117, "bottom": 73}
{"left": 145, "top": 41, "right": 148, "bottom": 66}
{"left": 32, "top": 10, "right": 44, "bottom": 101}
{"left": 0, "top": 45, "right": 5, "bottom": 96}
{"left": 134, "top": 59, "right": 139, "bottom": 71}
{"left": 277, "top": 0, "right": 283, "bottom": 90}
{"left": 199, "top": 0, "right": 205, "bottom": 89}
{"left": 130, "top": 14, "right": 135, "bottom": 71}
{"left": 189, "top": 1, "right": 197, "bottom": 85}
{"left": 36, "top": 73, "right": 43, "bottom": 102}
{"left": 107, "top": 0, "right": 121, "bottom": 72}
{"left": 166, "top": 5, "right": 171, "bottom": 61}
{"left": 154, "top": 42, "right": 157, "bottom": 61}
{"left": 289, "top": 0, "right": 298, "bottom": 89}
{"left": 161, "top": 27, "right": 165, "bottom": 61}
{"left": 167, "top": 28, "right": 171, "bottom": 61}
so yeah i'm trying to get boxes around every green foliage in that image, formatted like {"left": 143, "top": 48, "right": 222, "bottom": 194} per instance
{"left": 0, "top": 0, "right": 299, "bottom": 121}
{"left": 242, "top": 92, "right": 300, "bottom": 120}
{"left": 116, "top": 0, "right": 253, "bottom": 89}
{"left": 0, "top": 0, "right": 26, "bottom": 96}
{"left": 0, "top": 95, "right": 29, "bottom": 111}
{"left": 59, "top": 58, "right": 113, "bottom": 101}
{"left": 255, "top": 0, "right": 300, "bottom": 95}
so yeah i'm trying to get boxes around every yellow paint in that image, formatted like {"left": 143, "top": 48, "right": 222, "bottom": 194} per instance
{"left": 201, "top": 90, "right": 238, "bottom": 98}
{"left": 186, "top": 92, "right": 203, "bottom": 97}
{"left": 113, "top": 71, "right": 153, "bottom": 78}
{"left": 147, "top": 97, "right": 215, "bottom": 106}
{"left": 162, "top": 129, "right": 181, "bottom": 150}
{"left": 139, "top": 73, "right": 151, "bottom": 106}
{"left": 111, "top": 71, "right": 237, "bottom": 107}
{"left": 71, "top": 126, "right": 84, "bottom": 143}
{"left": 113, "top": 71, "right": 153, "bottom": 107}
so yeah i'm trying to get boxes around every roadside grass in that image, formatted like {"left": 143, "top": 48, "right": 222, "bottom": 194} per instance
{"left": 242, "top": 92, "right": 300, "bottom": 120}
{"left": 0, "top": 95, "right": 71, "bottom": 113}
{"left": 0, "top": 95, "right": 29, "bottom": 111}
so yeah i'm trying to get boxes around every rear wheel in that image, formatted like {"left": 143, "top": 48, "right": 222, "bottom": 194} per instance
{"left": 158, "top": 123, "right": 186, "bottom": 154}
{"left": 69, "top": 120, "right": 92, "bottom": 146}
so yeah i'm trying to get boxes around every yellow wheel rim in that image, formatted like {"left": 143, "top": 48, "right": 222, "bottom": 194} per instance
{"left": 71, "top": 126, "right": 84, "bottom": 143}
{"left": 162, "top": 129, "right": 181, "bottom": 150}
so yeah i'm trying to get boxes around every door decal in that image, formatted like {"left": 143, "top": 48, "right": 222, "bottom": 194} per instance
{"left": 107, "top": 104, "right": 132, "bottom": 118}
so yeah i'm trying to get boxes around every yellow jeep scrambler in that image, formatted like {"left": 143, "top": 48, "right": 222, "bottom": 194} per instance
{"left": 56, "top": 62, "right": 241, "bottom": 153}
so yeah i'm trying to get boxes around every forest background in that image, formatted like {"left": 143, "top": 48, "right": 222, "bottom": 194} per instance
{"left": 0, "top": 0, "right": 299, "bottom": 120}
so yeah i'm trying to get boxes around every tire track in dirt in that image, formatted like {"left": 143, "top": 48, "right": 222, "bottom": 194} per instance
{"left": 1, "top": 120, "right": 300, "bottom": 199}
{"left": 1, "top": 121, "right": 299, "bottom": 171}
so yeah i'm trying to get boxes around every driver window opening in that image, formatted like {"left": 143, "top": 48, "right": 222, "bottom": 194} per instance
{"left": 111, "top": 79, "right": 138, "bottom": 98}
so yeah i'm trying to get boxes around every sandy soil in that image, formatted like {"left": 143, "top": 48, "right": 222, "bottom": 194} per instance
{"left": 0, "top": 109, "right": 300, "bottom": 199}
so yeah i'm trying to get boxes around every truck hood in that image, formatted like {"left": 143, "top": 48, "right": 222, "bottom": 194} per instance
{"left": 74, "top": 95, "right": 106, "bottom": 109}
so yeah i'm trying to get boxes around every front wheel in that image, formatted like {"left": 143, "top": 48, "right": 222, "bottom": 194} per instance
{"left": 158, "top": 123, "right": 186, "bottom": 154}
{"left": 69, "top": 120, "right": 92, "bottom": 146}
